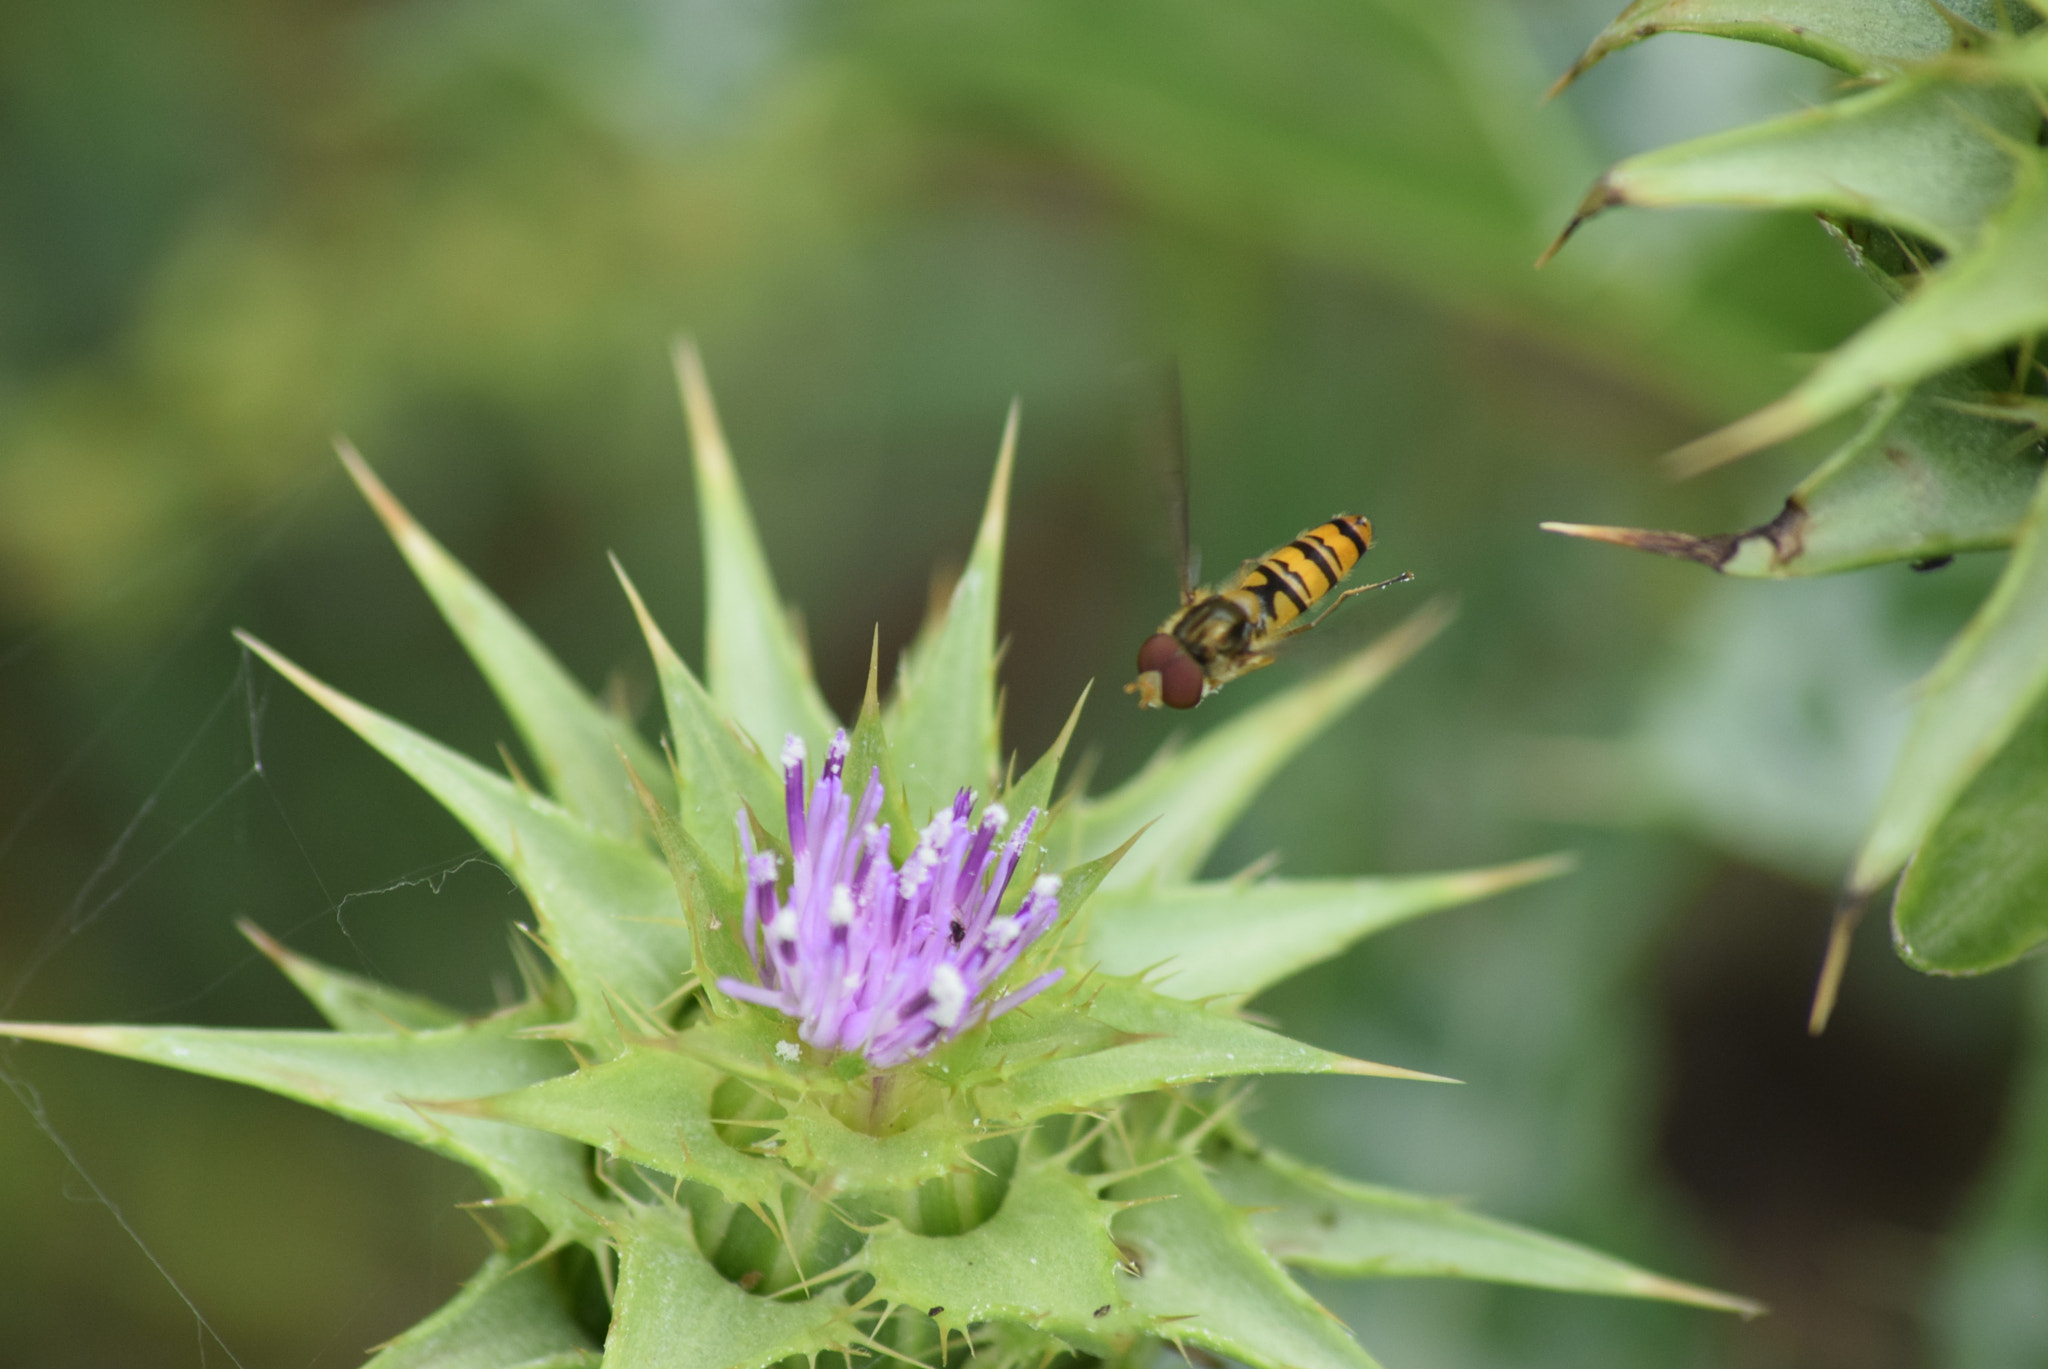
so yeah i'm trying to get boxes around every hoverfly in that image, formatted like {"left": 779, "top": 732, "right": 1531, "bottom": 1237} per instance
{"left": 1125, "top": 367, "right": 1412, "bottom": 710}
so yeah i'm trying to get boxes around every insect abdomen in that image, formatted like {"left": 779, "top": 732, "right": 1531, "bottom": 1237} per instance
{"left": 1239, "top": 515, "right": 1372, "bottom": 628}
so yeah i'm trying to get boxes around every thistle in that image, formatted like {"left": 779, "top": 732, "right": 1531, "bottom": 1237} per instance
{"left": 0, "top": 346, "right": 1752, "bottom": 1367}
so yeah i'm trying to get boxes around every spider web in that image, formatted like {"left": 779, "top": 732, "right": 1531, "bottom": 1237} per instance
{"left": 0, "top": 469, "right": 530, "bottom": 1367}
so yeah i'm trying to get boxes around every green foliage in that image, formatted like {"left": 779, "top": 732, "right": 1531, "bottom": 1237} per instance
{"left": 1545, "top": 0, "right": 2048, "bottom": 982}
{"left": 0, "top": 363, "right": 1746, "bottom": 1365}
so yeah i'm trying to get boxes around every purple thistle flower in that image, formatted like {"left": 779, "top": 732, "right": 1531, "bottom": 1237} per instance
{"left": 716, "top": 730, "right": 1065, "bottom": 1068}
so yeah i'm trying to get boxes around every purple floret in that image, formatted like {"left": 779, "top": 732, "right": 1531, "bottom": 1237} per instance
{"left": 716, "top": 730, "right": 1065, "bottom": 1067}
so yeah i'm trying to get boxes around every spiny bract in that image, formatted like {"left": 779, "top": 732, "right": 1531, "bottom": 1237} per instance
{"left": 1, "top": 346, "right": 1754, "bottom": 1368}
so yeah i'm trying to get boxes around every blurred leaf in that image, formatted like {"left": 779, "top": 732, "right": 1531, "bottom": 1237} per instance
{"left": 1853, "top": 461, "right": 2048, "bottom": 892}
{"left": 0, "top": 1017, "right": 597, "bottom": 1239}
{"left": 1552, "top": 0, "right": 2016, "bottom": 89}
{"left": 1205, "top": 1136, "right": 1758, "bottom": 1312}
{"left": 886, "top": 405, "right": 1016, "bottom": 820}
{"left": 240, "top": 920, "right": 465, "bottom": 1034}
{"left": 365, "top": 1247, "right": 600, "bottom": 1369}
{"left": 677, "top": 342, "right": 840, "bottom": 759}
{"left": 1109, "top": 1155, "right": 1378, "bottom": 1369}
{"left": 606, "top": 1204, "right": 855, "bottom": 1369}
{"left": 1060, "top": 600, "right": 1452, "bottom": 887}
{"left": 341, "top": 443, "right": 669, "bottom": 842}
{"left": 1671, "top": 149, "right": 2048, "bottom": 474}
{"left": 1893, "top": 693, "right": 2048, "bottom": 973}
{"left": 1545, "top": 77, "right": 2034, "bottom": 261}
{"left": 1542, "top": 368, "right": 2047, "bottom": 576}
{"left": 613, "top": 555, "right": 784, "bottom": 858}
{"left": 238, "top": 634, "right": 688, "bottom": 1050}
{"left": 1082, "top": 858, "right": 1572, "bottom": 1002}
{"left": 857, "top": 1162, "right": 1128, "bottom": 1343}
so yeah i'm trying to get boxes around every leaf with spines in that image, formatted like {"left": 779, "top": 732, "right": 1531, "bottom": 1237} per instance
{"left": 1542, "top": 76, "right": 2034, "bottom": 266}
{"left": 1110, "top": 1155, "right": 1380, "bottom": 1369}
{"left": 364, "top": 1242, "right": 601, "bottom": 1369}
{"left": 1669, "top": 147, "right": 2048, "bottom": 475}
{"left": 886, "top": 405, "right": 1017, "bottom": 819}
{"left": 1083, "top": 857, "right": 1573, "bottom": 1002}
{"left": 605, "top": 1204, "right": 858, "bottom": 1369}
{"left": 856, "top": 1159, "right": 1130, "bottom": 1350}
{"left": 1205, "top": 1135, "right": 1760, "bottom": 1313}
{"left": 1551, "top": 0, "right": 2015, "bottom": 92}
{"left": 614, "top": 555, "right": 785, "bottom": 858}
{"left": 0, "top": 1016, "right": 599, "bottom": 1240}
{"left": 676, "top": 341, "right": 840, "bottom": 759}
{"left": 1543, "top": 368, "right": 2047, "bottom": 577}
{"left": 340, "top": 442, "right": 670, "bottom": 840}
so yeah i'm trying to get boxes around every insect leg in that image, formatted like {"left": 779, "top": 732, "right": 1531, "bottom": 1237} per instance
{"left": 1280, "top": 571, "right": 1415, "bottom": 638}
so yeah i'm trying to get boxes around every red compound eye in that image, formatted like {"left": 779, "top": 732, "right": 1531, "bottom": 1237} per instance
{"left": 1136, "top": 633, "right": 1205, "bottom": 710}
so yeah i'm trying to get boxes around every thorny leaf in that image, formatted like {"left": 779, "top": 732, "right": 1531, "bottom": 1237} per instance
{"left": 341, "top": 443, "right": 669, "bottom": 841}
{"left": 676, "top": 340, "right": 840, "bottom": 760}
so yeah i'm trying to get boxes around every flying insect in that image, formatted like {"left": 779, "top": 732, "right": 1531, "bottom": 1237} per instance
{"left": 1126, "top": 371, "right": 1412, "bottom": 710}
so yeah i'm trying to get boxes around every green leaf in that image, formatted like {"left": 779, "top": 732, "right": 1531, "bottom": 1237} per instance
{"left": 1110, "top": 1156, "right": 1379, "bottom": 1369}
{"left": 240, "top": 919, "right": 465, "bottom": 1033}
{"left": 975, "top": 980, "right": 1448, "bottom": 1122}
{"left": 885, "top": 404, "right": 1017, "bottom": 820}
{"left": 1670, "top": 150, "right": 2048, "bottom": 474}
{"left": 1204, "top": 1137, "right": 1759, "bottom": 1313}
{"left": 1059, "top": 600, "right": 1451, "bottom": 887}
{"left": 605, "top": 1204, "right": 856, "bottom": 1369}
{"left": 0, "top": 1017, "right": 597, "bottom": 1239}
{"left": 237, "top": 634, "right": 689, "bottom": 1050}
{"left": 1894, "top": 691, "right": 2048, "bottom": 972}
{"left": 365, "top": 1248, "right": 601, "bottom": 1369}
{"left": 675, "top": 341, "right": 839, "bottom": 759}
{"left": 857, "top": 1161, "right": 1128, "bottom": 1348}
{"left": 1853, "top": 459, "right": 2048, "bottom": 892}
{"left": 464, "top": 1046, "right": 789, "bottom": 1208}
{"left": 1546, "top": 76, "right": 2034, "bottom": 261}
{"left": 613, "top": 555, "right": 785, "bottom": 859}
{"left": 340, "top": 443, "right": 667, "bottom": 842}
{"left": 1542, "top": 369, "right": 2047, "bottom": 576}
{"left": 1083, "top": 857, "right": 1572, "bottom": 1002}
{"left": 1551, "top": 0, "right": 2014, "bottom": 90}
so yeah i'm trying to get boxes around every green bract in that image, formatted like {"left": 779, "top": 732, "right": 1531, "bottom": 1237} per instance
{"left": 1542, "top": 2, "right": 2048, "bottom": 991}
{"left": 0, "top": 347, "right": 1753, "bottom": 1366}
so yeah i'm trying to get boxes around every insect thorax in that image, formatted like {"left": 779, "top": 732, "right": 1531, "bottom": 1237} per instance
{"left": 1172, "top": 594, "right": 1255, "bottom": 664}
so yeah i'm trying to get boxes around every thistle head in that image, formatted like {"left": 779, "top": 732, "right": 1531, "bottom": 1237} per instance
{"left": 720, "top": 729, "right": 1062, "bottom": 1067}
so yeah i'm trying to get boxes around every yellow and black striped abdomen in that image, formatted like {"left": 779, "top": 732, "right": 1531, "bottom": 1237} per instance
{"left": 1234, "top": 514, "right": 1373, "bottom": 629}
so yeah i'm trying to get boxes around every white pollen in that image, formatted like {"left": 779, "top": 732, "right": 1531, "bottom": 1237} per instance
{"left": 1031, "top": 873, "right": 1063, "bottom": 900}
{"left": 927, "top": 964, "right": 969, "bottom": 1029}
{"left": 749, "top": 852, "right": 780, "bottom": 884}
{"left": 774, "top": 1040, "right": 800, "bottom": 1062}
{"left": 828, "top": 884, "right": 856, "bottom": 926}
{"left": 827, "top": 731, "right": 850, "bottom": 765}
{"left": 768, "top": 909, "right": 799, "bottom": 942}
{"left": 982, "top": 803, "right": 1009, "bottom": 831}
{"left": 780, "top": 735, "right": 808, "bottom": 771}
{"left": 986, "top": 917, "right": 1023, "bottom": 949}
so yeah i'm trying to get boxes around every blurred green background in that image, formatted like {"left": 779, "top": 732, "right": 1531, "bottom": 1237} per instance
{"left": 2, "top": 1, "right": 2041, "bottom": 1366}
